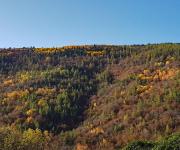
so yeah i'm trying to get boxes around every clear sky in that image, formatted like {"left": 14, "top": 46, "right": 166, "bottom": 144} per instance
{"left": 0, "top": 0, "right": 180, "bottom": 48}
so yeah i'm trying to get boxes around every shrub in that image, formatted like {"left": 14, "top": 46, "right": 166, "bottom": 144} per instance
{"left": 113, "top": 124, "right": 124, "bottom": 133}
{"left": 60, "top": 130, "right": 77, "bottom": 146}
{"left": 123, "top": 141, "right": 155, "bottom": 150}
{"left": 153, "top": 133, "right": 180, "bottom": 150}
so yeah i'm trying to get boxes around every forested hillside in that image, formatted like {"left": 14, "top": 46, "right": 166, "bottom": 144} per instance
{"left": 0, "top": 44, "right": 179, "bottom": 150}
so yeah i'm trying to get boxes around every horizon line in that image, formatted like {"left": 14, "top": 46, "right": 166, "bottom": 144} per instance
{"left": 1, "top": 42, "right": 180, "bottom": 49}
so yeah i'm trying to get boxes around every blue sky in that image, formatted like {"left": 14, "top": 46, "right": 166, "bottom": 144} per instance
{"left": 0, "top": 0, "right": 180, "bottom": 48}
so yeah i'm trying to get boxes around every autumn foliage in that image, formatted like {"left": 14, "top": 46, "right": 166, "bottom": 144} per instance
{"left": 0, "top": 43, "right": 179, "bottom": 149}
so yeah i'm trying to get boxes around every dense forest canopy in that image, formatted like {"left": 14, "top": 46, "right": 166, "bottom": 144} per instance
{"left": 0, "top": 43, "right": 179, "bottom": 150}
